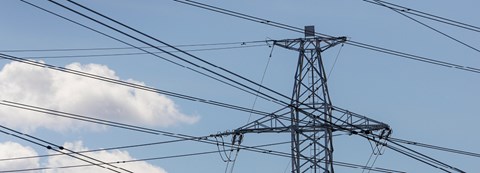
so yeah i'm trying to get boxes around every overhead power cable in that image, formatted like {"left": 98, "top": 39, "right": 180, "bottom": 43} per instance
{"left": 385, "top": 139, "right": 465, "bottom": 173}
{"left": 20, "top": 0, "right": 283, "bottom": 107}
{"left": 0, "top": 54, "right": 278, "bottom": 118}
{"left": 363, "top": 0, "right": 480, "bottom": 33}
{"left": 0, "top": 125, "right": 132, "bottom": 173}
{"left": 49, "top": 0, "right": 295, "bottom": 106}
{"left": 355, "top": 133, "right": 464, "bottom": 173}
{"left": 0, "top": 55, "right": 441, "bottom": 172}
{"left": 0, "top": 140, "right": 402, "bottom": 173}
{"left": 1, "top": 98, "right": 398, "bottom": 173}
{"left": 19, "top": 0, "right": 386, "bottom": 133}
{"left": 389, "top": 137, "right": 480, "bottom": 158}
{"left": 23, "top": 0, "right": 404, "bottom": 137}
{"left": 0, "top": 100, "right": 404, "bottom": 173}
{"left": 19, "top": 1, "right": 468, "bottom": 172}
{"left": 365, "top": 0, "right": 480, "bottom": 53}
{"left": 0, "top": 99, "right": 295, "bottom": 159}
{"left": 0, "top": 100, "right": 290, "bottom": 139}
{"left": 0, "top": 138, "right": 188, "bottom": 162}
{"left": 45, "top": 0, "right": 387, "bottom": 138}
{"left": 0, "top": 40, "right": 266, "bottom": 53}
{"left": 20, "top": 44, "right": 266, "bottom": 59}
{"left": 174, "top": 0, "right": 480, "bottom": 74}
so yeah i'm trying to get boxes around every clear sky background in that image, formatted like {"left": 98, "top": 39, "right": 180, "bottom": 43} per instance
{"left": 0, "top": 0, "right": 479, "bottom": 172}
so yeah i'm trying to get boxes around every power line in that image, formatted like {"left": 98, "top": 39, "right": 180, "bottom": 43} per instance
{"left": 0, "top": 112, "right": 404, "bottom": 173}
{"left": 0, "top": 99, "right": 295, "bottom": 159}
{"left": 0, "top": 140, "right": 404, "bottom": 173}
{"left": 174, "top": 0, "right": 480, "bottom": 75}
{"left": 52, "top": 0, "right": 294, "bottom": 107}
{"left": 0, "top": 125, "right": 132, "bottom": 173}
{"left": 355, "top": 134, "right": 465, "bottom": 173}
{"left": 389, "top": 137, "right": 480, "bottom": 158}
{"left": 0, "top": 138, "right": 188, "bottom": 162}
{"left": 0, "top": 59, "right": 404, "bottom": 172}
{"left": 20, "top": 44, "right": 267, "bottom": 59}
{"left": 386, "top": 139, "right": 465, "bottom": 173}
{"left": 46, "top": 0, "right": 395, "bottom": 145}
{"left": 0, "top": 54, "right": 280, "bottom": 118}
{"left": 0, "top": 100, "right": 289, "bottom": 140}
{"left": 19, "top": 0, "right": 422, "bottom": 140}
{"left": 12, "top": 0, "right": 326, "bottom": 129}
{"left": 17, "top": 1, "right": 468, "bottom": 172}
{"left": 365, "top": 0, "right": 480, "bottom": 53}
{"left": 20, "top": 0, "right": 284, "bottom": 107}
{"left": 363, "top": 0, "right": 480, "bottom": 33}
{"left": 36, "top": 2, "right": 366, "bottom": 158}
{"left": 0, "top": 141, "right": 286, "bottom": 173}
{"left": 0, "top": 100, "right": 403, "bottom": 173}
{"left": 1, "top": 97, "right": 397, "bottom": 172}
{"left": 0, "top": 40, "right": 266, "bottom": 53}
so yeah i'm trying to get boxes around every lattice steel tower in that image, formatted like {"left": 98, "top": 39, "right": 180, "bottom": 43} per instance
{"left": 218, "top": 26, "right": 391, "bottom": 173}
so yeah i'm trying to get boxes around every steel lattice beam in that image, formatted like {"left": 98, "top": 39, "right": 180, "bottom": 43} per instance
{"left": 216, "top": 33, "right": 391, "bottom": 173}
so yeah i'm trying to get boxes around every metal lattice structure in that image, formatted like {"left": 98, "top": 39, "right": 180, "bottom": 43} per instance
{"left": 217, "top": 27, "right": 391, "bottom": 173}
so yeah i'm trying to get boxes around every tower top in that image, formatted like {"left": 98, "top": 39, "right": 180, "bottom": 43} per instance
{"left": 304, "top": 25, "right": 315, "bottom": 37}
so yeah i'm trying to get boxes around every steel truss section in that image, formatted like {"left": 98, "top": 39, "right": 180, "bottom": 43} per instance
{"left": 216, "top": 36, "right": 391, "bottom": 173}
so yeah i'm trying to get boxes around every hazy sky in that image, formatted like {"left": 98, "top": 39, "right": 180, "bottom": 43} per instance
{"left": 0, "top": 0, "right": 479, "bottom": 172}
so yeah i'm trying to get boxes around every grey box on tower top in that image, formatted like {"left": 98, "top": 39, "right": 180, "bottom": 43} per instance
{"left": 304, "top": 25, "right": 315, "bottom": 37}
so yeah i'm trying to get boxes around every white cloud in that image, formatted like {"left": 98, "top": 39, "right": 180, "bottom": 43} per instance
{"left": 44, "top": 141, "right": 167, "bottom": 173}
{"left": 0, "top": 61, "right": 198, "bottom": 132}
{"left": 0, "top": 142, "right": 39, "bottom": 173}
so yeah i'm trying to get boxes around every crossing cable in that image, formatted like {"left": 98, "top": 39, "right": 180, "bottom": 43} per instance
{"left": 19, "top": 0, "right": 282, "bottom": 106}
{"left": 0, "top": 40, "right": 267, "bottom": 53}
{"left": 20, "top": 1, "right": 464, "bottom": 172}
{"left": 309, "top": 108, "right": 464, "bottom": 172}
{"left": 0, "top": 141, "right": 403, "bottom": 173}
{"left": 386, "top": 139, "right": 465, "bottom": 173}
{"left": 0, "top": 138, "right": 188, "bottom": 162}
{"left": 0, "top": 100, "right": 405, "bottom": 173}
{"left": 43, "top": 0, "right": 383, "bottom": 130}
{"left": 366, "top": 0, "right": 480, "bottom": 53}
{"left": 8, "top": 44, "right": 265, "bottom": 59}
{"left": 0, "top": 53, "right": 306, "bottom": 130}
{"left": 0, "top": 141, "right": 288, "bottom": 173}
{"left": 0, "top": 54, "right": 280, "bottom": 118}
{"left": 0, "top": 125, "right": 132, "bottom": 173}
{"left": 24, "top": 0, "right": 474, "bottom": 139}
{"left": 351, "top": 132, "right": 464, "bottom": 173}
{"left": 51, "top": 0, "right": 296, "bottom": 106}
{"left": 20, "top": 44, "right": 266, "bottom": 59}
{"left": 282, "top": 104, "right": 464, "bottom": 173}
{"left": 388, "top": 137, "right": 480, "bottom": 158}
{"left": 21, "top": 0, "right": 316, "bottom": 128}
{"left": 363, "top": 0, "right": 480, "bottom": 33}
{"left": 174, "top": 0, "right": 480, "bottom": 74}
{"left": 0, "top": 123, "right": 403, "bottom": 173}
{"left": 0, "top": 99, "right": 294, "bottom": 158}
{"left": 0, "top": 94, "right": 404, "bottom": 172}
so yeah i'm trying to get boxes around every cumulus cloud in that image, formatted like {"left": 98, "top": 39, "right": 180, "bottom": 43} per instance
{"left": 0, "top": 61, "right": 198, "bottom": 132}
{"left": 0, "top": 141, "right": 166, "bottom": 173}
{"left": 0, "top": 142, "right": 39, "bottom": 173}
{"left": 44, "top": 141, "right": 167, "bottom": 173}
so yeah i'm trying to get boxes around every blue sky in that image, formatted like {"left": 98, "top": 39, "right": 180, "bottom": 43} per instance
{"left": 0, "top": 0, "right": 479, "bottom": 172}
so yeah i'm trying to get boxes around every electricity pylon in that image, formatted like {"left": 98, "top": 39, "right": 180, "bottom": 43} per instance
{"left": 217, "top": 26, "right": 391, "bottom": 173}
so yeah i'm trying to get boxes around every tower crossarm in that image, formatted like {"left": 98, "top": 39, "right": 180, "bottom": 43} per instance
{"left": 329, "top": 106, "right": 391, "bottom": 138}
{"left": 214, "top": 106, "right": 391, "bottom": 139}
{"left": 273, "top": 36, "right": 347, "bottom": 52}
